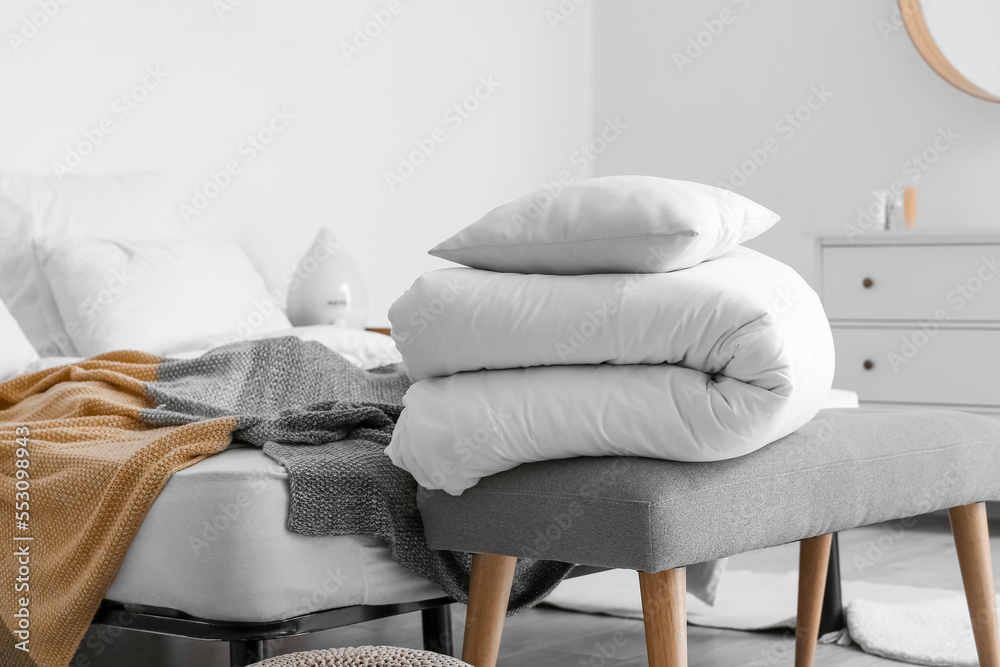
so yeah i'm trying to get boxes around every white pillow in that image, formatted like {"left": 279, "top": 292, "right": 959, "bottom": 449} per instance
{"left": 429, "top": 176, "right": 780, "bottom": 275}
{"left": 0, "top": 170, "right": 182, "bottom": 356}
{"left": 163, "top": 324, "right": 402, "bottom": 369}
{"left": 0, "top": 299, "right": 39, "bottom": 381}
{"left": 32, "top": 238, "right": 292, "bottom": 357}
{"left": 268, "top": 325, "right": 401, "bottom": 369}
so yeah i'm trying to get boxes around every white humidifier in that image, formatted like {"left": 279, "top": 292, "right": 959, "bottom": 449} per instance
{"left": 286, "top": 227, "right": 369, "bottom": 328}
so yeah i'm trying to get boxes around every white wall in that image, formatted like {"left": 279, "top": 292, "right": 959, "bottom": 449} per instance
{"left": 592, "top": 0, "right": 1000, "bottom": 286}
{"left": 12, "top": 0, "right": 986, "bottom": 324}
{"left": 0, "top": 0, "right": 593, "bottom": 325}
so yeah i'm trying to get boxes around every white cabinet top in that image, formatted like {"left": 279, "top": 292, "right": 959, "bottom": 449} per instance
{"left": 813, "top": 229, "right": 1000, "bottom": 246}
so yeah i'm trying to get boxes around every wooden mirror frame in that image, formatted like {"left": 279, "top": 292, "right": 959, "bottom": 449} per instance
{"left": 899, "top": 0, "right": 1000, "bottom": 103}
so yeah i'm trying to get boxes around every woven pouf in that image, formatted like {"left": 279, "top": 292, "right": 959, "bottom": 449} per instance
{"left": 251, "top": 646, "right": 471, "bottom": 667}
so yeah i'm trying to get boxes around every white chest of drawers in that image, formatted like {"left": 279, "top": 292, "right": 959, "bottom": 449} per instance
{"left": 816, "top": 231, "right": 1000, "bottom": 415}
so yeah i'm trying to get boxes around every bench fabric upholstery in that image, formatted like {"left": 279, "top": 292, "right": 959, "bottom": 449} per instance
{"left": 417, "top": 408, "right": 1000, "bottom": 572}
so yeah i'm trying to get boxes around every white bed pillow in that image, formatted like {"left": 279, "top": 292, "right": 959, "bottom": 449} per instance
{"left": 0, "top": 171, "right": 182, "bottom": 355}
{"left": 429, "top": 176, "right": 780, "bottom": 275}
{"left": 164, "top": 324, "right": 402, "bottom": 369}
{"left": 0, "top": 299, "right": 39, "bottom": 381}
{"left": 32, "top": 237, "right": 292, "bottom": 357}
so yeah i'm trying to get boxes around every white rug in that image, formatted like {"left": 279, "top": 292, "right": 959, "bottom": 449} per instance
{"left": 543, "top": 569, "right": 997, "bottom": 666}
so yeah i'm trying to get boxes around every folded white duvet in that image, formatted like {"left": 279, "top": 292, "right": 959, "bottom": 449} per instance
{"left": 386, "top": 247, "right": 835, "bottom": 495}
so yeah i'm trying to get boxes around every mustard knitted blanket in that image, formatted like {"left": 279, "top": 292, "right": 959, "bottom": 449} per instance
{"left": 0, "top": 338, "right": 570, "bottom": 667}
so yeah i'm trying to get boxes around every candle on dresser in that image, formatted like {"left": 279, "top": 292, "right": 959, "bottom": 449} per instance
{"left": 904, "top": 187, "right": 917, "bottom": 228}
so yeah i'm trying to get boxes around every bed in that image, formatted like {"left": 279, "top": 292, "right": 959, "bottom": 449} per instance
{"left": 0, "top": 169, "right": 472, "bottom": 666}
{"left": 14, "top": 333, "right": 457, "bottom": 667}
{"left": 97, "top": 447, "right": 454, "bottom": 666}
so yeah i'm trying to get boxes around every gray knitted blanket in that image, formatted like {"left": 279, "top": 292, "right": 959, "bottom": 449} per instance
{"left": 143, "top": 336, "right": 572, "bottom": 612}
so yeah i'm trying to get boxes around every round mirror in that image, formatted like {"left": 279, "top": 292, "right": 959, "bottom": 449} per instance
{"left": 900, "top": 0, "right": 1000, "bottom": 103}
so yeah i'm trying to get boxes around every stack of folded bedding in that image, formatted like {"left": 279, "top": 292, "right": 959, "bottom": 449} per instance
{"left": 386, "top": 176, "right": 835, "bottom": 496}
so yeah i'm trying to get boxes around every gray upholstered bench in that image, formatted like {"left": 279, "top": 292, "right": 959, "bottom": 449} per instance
{"left": 416, "top": 409, "right": 1000, "bottom": 667}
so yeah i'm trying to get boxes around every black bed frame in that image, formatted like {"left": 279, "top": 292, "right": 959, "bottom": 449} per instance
{"left": 90, "top": 538, "right": 846, "bottom": 666}
{"left": 92, "top": 596, "right": 455, "bottom": 667}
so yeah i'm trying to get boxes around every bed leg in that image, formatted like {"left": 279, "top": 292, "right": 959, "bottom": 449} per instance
{"left": 950, "top": 502, "right": 1000, "bottom": 667}
{"left": 796, "top": 533, "right": 832, "bottom": 667}
{"left": 230, "top": 639, "right": 268, "bottom": 667}
{"left": 638, "top": 567, "right": 687, "bottom": 667}
{"left": 422, "top": 604, "right": 454, "bottom": 656}
{"left": 462, "top": 553, "right": 516, "bottom": 667}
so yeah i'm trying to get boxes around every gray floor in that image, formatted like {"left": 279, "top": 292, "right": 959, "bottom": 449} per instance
{"left": 78, "top": 513, "right": 996, "bottom": 666}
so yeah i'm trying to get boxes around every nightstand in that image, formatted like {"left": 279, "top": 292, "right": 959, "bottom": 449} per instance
{"left": 816, "top": 231, "right": 1000, "bottom": 415}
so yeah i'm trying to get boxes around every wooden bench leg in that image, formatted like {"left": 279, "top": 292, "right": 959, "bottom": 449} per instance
{"left": 950, "top": 502, "right": 1000, "bottom": 667}
{"left": 638, "top": 567, "right": 687, "bottom": 667}
{"left": 796, "top": 533, "right": 833, "bottom": 667}
{"left": 462, "top": 553, "right": 516, "bottom": 667}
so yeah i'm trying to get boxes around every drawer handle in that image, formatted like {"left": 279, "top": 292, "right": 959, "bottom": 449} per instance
{"left": 863, "top": 359, "right": 874, "bottom": 371}
{"left": 862, "top": 278, "right": 874, "bottom": 289}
